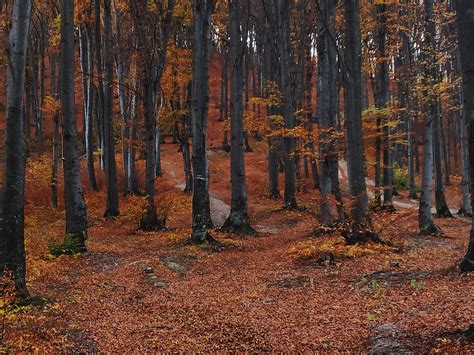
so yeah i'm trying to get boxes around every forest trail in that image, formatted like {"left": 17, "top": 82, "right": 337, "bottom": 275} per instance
{"left": 338, "top": 160, "right": 458, "bottom": 214}
{"left": 9, "top": 144, "right": 473, "bottom": 352}
{"left": 163, "top": 156, "right": 231, "bottom": 228}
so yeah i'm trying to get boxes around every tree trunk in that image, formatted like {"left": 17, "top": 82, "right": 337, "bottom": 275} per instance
{"left": 374, "top": 4, "right": 394, "bottom": 210}
{"left": 456, "top": 0, "right": 474, "bottom": 271}
{"left": 276, "top": 0, "right": 297, "bottom": 209}
{"left": 343, "top": 0, "right": 375, "bottom": 243}
{"left": 419, "top": 0, "right": 442, "bottom": 235}
{"left": 316, "top": 0, "right": 337, "bottom": 227}
{"left": 222, "top": 0, "right": 255, "bottom": 235}
{"left": 189, "top": 0, "right": 216, "bottom": 244}
{"left": 103, "top": 0, "right": 119, "bottom": 218}
{"left": 49, "top": 54, "right": 60, "bottom": 209}
{"left": 0, "top": 0, "right": 32, "bottom": 297}
{"left": 60, "top": 0, "right": 88, "bottom": 250}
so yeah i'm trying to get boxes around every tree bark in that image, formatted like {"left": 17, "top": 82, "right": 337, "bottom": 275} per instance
{"left": 189, "top": 0, "right": 216, "bottom": 243}
{"left": 0, "top": 0, "right": 32, "bottom": 297}
{"left": 103, "top": 0, "right": 120, "bottom": 218}
{"left": 456, "top": 0, "right": 474, "bottom": 272}
{"left": 419, "top": 0, "right": 442, "bottom": 235}
{"left": 222, "top": 0, "right": 255, "bottom": 235}
{"left": 60, "top": 0, "right": 88, "bottom": 249}
{"left": 343, "top": 0, "right": 374, "bottom": 243}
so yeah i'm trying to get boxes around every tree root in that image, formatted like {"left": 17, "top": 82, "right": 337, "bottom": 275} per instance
{"left": 457, "top": 207, "right": 472, "bottom": 218}
{"left": 436, "top": 205, "right": 454, "bottom": 219}
{"left": 221, "top": 218, "right": 258, "bottom": 236}
{"left": 139, "top": 207, "right": 165, "bottom": 232}
{"left": 341, "top": 229, "right": 384, "bottom": 245}
{"left": 420, "top": 223, "right": 443, "bottom": 237}
{"left": 104, "top": 208, "right": 120, "bottom": 219}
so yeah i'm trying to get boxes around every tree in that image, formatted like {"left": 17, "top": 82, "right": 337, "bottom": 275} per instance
{"left": 103, "top": 0, "right": 120, "bottom": 218}
{"left": 342, "top": 0, "right": 377, "bottom": 243}
{"left": 60, "top": 0, "right": 88, "bottom": 250}
{"left": 189, "top": 0, "right": 216, "bottom": 244}
{"left": 455, "top": 0, "right": 474, "bottom": 272}
{"left": 373, "top": 2, "right": 394, "bottom": 211}
{"left": 222, "top": 0, "right": 255, "bottom": 235}
{"left": 0, "top": 0, "right": 32, "bottom": 297}
{"left": 418, "top": 0, "right": 442, "bottom": 235}
{"left": 129, "top": 0, "right": 175, "bottom": 231}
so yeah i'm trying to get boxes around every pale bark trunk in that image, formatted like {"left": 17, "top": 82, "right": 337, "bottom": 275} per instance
{"left": 419, "top": 0, "right": 441, "bottom": 235}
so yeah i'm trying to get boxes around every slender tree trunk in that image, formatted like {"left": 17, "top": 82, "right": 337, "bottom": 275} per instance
{"left": 316, "top": 0, "right": 337, "bottom": 227}
{"left": 103, "top": 0, "right": 119, "bottom": 218}
{"left": 456, "top": 0, "right": 474, "bottom": 271}
{"left": 85, "top": 26, "right": 98, "bottom": 191}
{"left": 94, "top": 0, "right": 105, "bottom": 170}
{"left": 433, "top": 100, "right": 453, "bottom": 218}
{"left": 0, "top": 0, "right": 32, "bottom": 297}
{"left": 419, "top": 0, "right": 442, "bottom": 235}
{"left": 49, "top": 54, "right": 60, "bottom": 208}
{"left": 189, "top": 0, "right": 216, "bottom": 243}
{"left": 276, "top": 0, "right": 297, "bottom": 209}
{"left": 60, "top": 0, "right": 88, "bottom": 249}
{"left": 374, "top": 4, "right": 394, "bottom": 209}
{"left": 343, "top": 0, "right": 375, "bottom": 243}
{"left": 222, "top": 0, "right": 255, "bottom": 235}
{"left": 459, "top": 93, "right": 471, "bottom": 215}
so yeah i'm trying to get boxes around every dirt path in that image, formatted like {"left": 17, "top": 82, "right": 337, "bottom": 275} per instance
{"left": 163, "top": 156, "right": 231, "bottom": 228}
{"left": 338, "top": 160, "right": 457, "bottom": 214}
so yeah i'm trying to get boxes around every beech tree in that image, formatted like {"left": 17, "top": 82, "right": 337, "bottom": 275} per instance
{"left": 60, "top": 0, "right": 89, "bottom": 250}
{"left": 456, "top": 0, "right": 474, "bottom": 272}
{"left": 189, "top": 0, "right": 216, "bottom": 244}
{"left": 418, "top": 0, "right": 442, "bottom": 236}
{"left": 221, "top": 0, "right": 255, "bottom": 235}
{"left": 0, "top": 0, "right": 32, "bottom": 297}
{"left": 342, "top": 0, "right": 376, "bottom": 243}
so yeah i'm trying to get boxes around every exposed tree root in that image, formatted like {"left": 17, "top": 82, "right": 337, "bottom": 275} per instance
{"left": 104, "top": 208, "right": 120, "bottom": 219}
{"left": 341, "top": 229, "right": 384, "bottom": 245}
{"left": 269, "top": 191, "right": 282, "bottom": 200}
{"left": 221, "top": 217, "right": 258, "bottom": 236}
{"left": 139, "top": 207, "right": 165, "bottom": 232}
{"left": 436, "top": 205, "right": 454, "bottom": 219}
{"left": 187, "top": 231, "right": 220, "bottom": 246}
{"left": 457, "top": 208, "right": 472, "bottom": 218}
{"left": 312, "top": 225, "right": 339, "bottom": 237}
{"left": 420, "top": 223, "right": 443, "bottom": 237}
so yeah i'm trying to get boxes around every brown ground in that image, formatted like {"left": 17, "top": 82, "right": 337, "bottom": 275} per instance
{"left": 2, "top": 135, "right": 473, "bottom": 352}
{"left": 1, "top": 57, "right": 473, "bottom": 352}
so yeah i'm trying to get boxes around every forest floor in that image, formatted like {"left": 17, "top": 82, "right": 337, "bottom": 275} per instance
{"left": 3, "top": 133, "right": 474, "bottom": 352}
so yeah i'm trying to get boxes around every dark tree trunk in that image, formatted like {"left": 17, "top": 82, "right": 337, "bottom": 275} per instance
{"left": 456, "top": 0, "right": 474, "bottom": 271}
{"left": 49, "top": 54, "right": 60, "bottom": 209}
{"left": 433, "top": 101, "right": 453, "bottom": 218}
{"left": 343, "top": 0, "right": 374, "bottom": 243}
{"left": 0, "top": 0, "right": 32, "bottom": 297}
{"left": 189, "top": 0, "right": 216, "bottom": 244}
{"left": 316, "top": 0, "right": 337, "bottom": 227}
{"left": 222, "top": 0, "right": 255, "bottom": 235}
{"left": 277, "top": 0, "right": 297, "bottom": 209}
{"left": 103, "top": 0, "right": 119, "bottom": 218}
{"left": 85, "top": 26, "right": 98, "bottom": 191}
{"left": 60, "top": 0, "right": 88, "bottom": 249}
{"left": 374, "top": 3, "right": 394, "bottom": 210}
